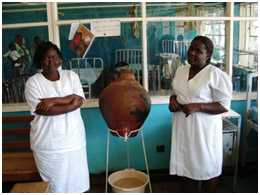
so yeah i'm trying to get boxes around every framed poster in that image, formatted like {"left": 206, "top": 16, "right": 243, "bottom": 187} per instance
{"left": 69, "top": 23, "right": 95, "bottom": 58}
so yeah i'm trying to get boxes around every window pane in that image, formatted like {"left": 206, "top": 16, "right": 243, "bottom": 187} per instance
{"left": 147, "top": 21, "right": 226, "bottom": 96}
{"left": 234, "top": 2, "right": 258, "bottom": 17}
{"left": 2, "top": 27, "right": 49, "bottom": 103}
{"left": 59, "top": 22, "right": 143, "bottom": 99}
{"left": 147, "top": 2, "right": 226, "bottom": 17}
{"left": 2, "top": 2, "right": 47, "bottom": 24}
{"left": 233, "top": 21, "right": 258, "bottom": 92}
{"left": 57, "top": 3, "right": 141, "bottom": 20}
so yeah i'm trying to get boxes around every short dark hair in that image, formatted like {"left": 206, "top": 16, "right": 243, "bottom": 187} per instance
{"left": 33, "top": 41, "right": 63, "bottom": 69}
{"left": 115, "top": 61, "right": 129, "bottom": 68}
{"left": 191, "top": 36, "right": 214, "bottom": 65}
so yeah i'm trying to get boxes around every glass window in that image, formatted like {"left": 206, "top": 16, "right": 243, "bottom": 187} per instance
{"left": 233, "top": 21, "right": 258, "bottom": 68}
{"left": 2, "top": 27, "right": 49, "bottom": 103}
{"left": 59, "top": 21, "right": 143, "bottom": 99}
{"left": 200, "top": 21, "right": 225, "bottom": 64}
{"left": 234, "top": 2, "right": 258, "bottom": 17}
{"left": 147, "top": 20, "right": 226, "bottom": 96}
{"left": 3, "top": 2, "right": 257, "bottom": 103}
{"left": 57, "top": 3, "right": 141, "bottom": 20}
{"left": 146, "top": 2, "right": 226, "bottom": 17}
{"left": 232, "top": 21, "right": 258, "bottom": 92}
{"left": 2, "top": 2, "right": 47, "bottom": 24}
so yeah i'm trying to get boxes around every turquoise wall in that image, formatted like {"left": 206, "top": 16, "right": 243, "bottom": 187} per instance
{"left": 81, "top": 104, "right": 171, "bottom": 173}
{"left": 3, "top": 100, "right": 256, "bottom": 173}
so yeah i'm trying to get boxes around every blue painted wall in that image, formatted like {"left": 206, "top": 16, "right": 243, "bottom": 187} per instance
{"left": 3, "top": 100, "right": 256, "bottom": 173}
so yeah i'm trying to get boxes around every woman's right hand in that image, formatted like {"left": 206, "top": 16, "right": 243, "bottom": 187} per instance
{"left": 169, "top": 95, "right": 182, "bottom": 112}
{"left": 36, "top": 98, "right": 55, "bottom": 113}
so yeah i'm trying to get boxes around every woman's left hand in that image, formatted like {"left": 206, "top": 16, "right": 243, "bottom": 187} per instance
{"left": 71, "top": 95, "right": 84, "bottom": 108}
{"left": 182, "top": 103, "right": 201, "bottom": 117}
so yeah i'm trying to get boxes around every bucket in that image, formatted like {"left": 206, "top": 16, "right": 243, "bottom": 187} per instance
{"left": 108, "top": 169, "right": 149, "bottom": 193}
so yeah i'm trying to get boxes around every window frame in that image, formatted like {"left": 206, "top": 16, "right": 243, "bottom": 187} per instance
{"left": 2, "top": 1, "right": 258, "bottom": 95}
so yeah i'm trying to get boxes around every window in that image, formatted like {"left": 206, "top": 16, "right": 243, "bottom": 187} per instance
{"left": 59, "top": 21, "right": 143, "bottom": 98}
{"left": 146, "top": 2, "right": 227, "bottom": 96}
{"left": 200, "top": 21, "right": 225, "bottom": 63}
{"left": 147, "top": 20, "right": 226, "bottom": 96}
{"left": 234, "top": 2, "right": 258, "bottom": 17}
{"left": 57, "top": 2, "right": 142, "bottom": 20}
{"left": 2, "top": 2, "right": 258, "bottom": 103}
{"left": 3, "top": 2, "right": 47, "bottom": 24}
{"left": 146, "top": 2, "right": 226, "bottom": 17}
{"left": 232, "top": 2, "right": 258, "bottom": 92}
{"left": 2, "top": 3, "right": 48, "bottom": 103}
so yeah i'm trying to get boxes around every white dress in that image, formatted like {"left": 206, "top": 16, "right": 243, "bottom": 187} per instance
{"left": 24, "top": 70, "right": 89, "bottom": 192}
{"left": 170, "top": 64, "right": 232, "bottom": 180}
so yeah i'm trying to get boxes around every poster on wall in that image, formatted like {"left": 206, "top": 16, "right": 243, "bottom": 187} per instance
{"left": 69, "top": 23, "right": 95, "bottom": 58}
{"left": 91, "top": 20, "right": 120, "bottom": 37}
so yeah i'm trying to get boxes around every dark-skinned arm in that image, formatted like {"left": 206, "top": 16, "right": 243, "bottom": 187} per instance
{"left": 35, "top": 95, "right": 83, "bottom": 116}
{"left": 36, "top": 94, "right": 78, "bottom": 112}
{"left": 169, "top": 95, "right": 182, "bottom": 112}
{"left": 182, "top": 102, "right": 228, "bottom": 117}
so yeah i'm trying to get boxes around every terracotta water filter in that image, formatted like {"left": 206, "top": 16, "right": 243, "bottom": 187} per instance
{"left": 99, "top": 69, "right": 151, "bottom": 139}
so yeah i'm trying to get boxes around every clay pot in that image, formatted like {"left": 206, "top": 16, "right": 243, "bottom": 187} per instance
{"left": 99, "top": 69, "right": 151, "bottom": 139}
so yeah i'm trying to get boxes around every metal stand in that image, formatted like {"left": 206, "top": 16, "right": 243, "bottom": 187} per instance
{"left": 105, "top": 128, "right": 152, "bottom": 193}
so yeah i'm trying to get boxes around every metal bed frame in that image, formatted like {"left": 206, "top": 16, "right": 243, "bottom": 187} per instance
{"left": 115, "top": 49, "right": 161, "bottom": 91}
{"left": 69, "top": 57, "right": 104, "bottom": 98}
{"left": 115, "top": 49, "right": 142, "bottom": 82}
{"left": 161, "top": 40, "right": 190, "bottom": 61}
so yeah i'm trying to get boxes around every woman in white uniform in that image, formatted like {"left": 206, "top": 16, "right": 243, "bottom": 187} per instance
{"left": 169, "top": 36, "right": 232, "bottom": 192}
{"left": 24, "top": 41, "right": 90, "bottom": 192}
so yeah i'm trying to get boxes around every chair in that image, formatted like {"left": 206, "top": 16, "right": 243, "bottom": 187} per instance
{"left": 241, "top": 72, "right": 258, "bottom": 166}
{"left": 69, "top": 57, "right": 104, "bottom": 98}
{"left": 115, "top": 49, "right": 142, "bottom": 82}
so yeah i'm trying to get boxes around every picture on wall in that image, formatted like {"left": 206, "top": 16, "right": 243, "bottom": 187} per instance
{"left": 69, "top": 23, "right": 95, "bottom": 58}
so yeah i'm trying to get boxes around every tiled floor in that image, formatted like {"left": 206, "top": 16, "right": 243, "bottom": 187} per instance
{"left": 2, "top": 163, "right": 257, "bottom": 193}
{"left": 89, "top": 165, "right": 258, "bottom": 193}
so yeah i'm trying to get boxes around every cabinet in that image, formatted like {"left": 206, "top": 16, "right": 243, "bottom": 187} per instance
{"left": 222, "top": 110, "right": 241, "bottom": 192}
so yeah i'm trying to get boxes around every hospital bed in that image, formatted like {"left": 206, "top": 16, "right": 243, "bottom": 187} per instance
{"left": 161, "top": 39, "right": 190, "bottom": 62}
{"left": 69, "top": 57, "right": 104, "bottom": 98}
{"left": 115, "top": 49, "right": 161, "bottom": 91}
{"left": 115, "top": 49, "right": 142, "bottom": 82}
